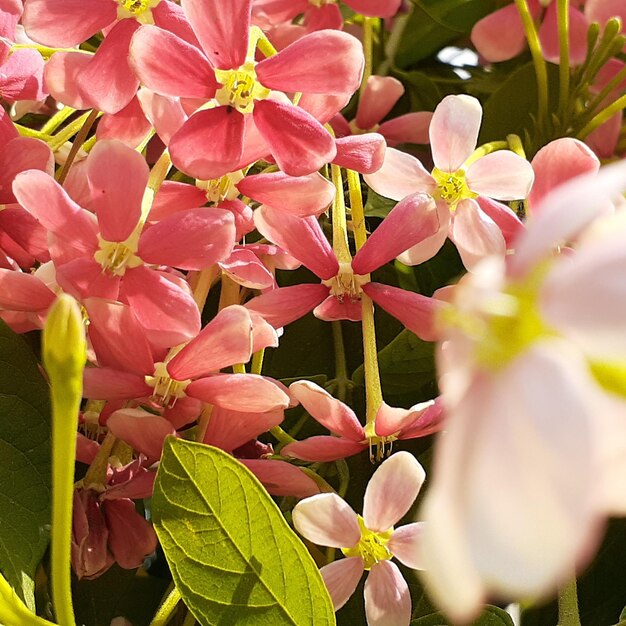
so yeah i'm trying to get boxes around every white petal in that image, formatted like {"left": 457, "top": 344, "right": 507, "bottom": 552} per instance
{"left": 387, "top": 523, "right": 426, "bottom": 570}
{"left": 292, "top": 493, "right": 360, "bottom": 548}
{"left": 363, "top": 451, "right": 425, "bottom": 532}
{"left": 320, "top": 557, "right": 364, "bottom": 611}
{"left": 364, "top": 561, "right": 411, "bottom": 626}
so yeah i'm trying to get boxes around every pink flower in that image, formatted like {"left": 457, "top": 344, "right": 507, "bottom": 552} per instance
{"left": 292, "top": 451, "right": 426, "bottom": 626}
{"left": 281, "top": 380, "right": 443, "bottom": 462}
{"left": 419, "top": 159, "right": 626, "bottom": 622}
{"left": 129, "top": 0, "right": 364, "bottom": 178}
{"left": 332, "top": 75, "right": 433, "bottom": 147}
{"left": 365, "top": 94, "right": 532, "bottom": 269}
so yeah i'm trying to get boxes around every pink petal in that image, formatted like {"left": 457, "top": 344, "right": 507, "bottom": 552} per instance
{"left": 379, "top": 111, "right": 433, "bottom": 147}
{"left": 475, "top": 197, "right": 524, "bottom": 247}
{"left": 202, "top": 406, "right": 283, "bottom": 451}
{"left": 43, "top": 51, "right": 92, "bottom": 111}
{"left": 166, "top": 305, "right": 253, "bottom": 380}
{"left": 375, "top": 398, "right": 443, "bottom": 439}
{"left": 102, "top": 499, "right": 157, "bottom": 569}
{"left": 254, "top": 206, "right": 339, "bottom": 280}
{"left": 0, "top": 0, "right": 22, "bottom": 40}
{"left": 107, "top": 409, "right": 175, "bottom": 459}
{"left": 396, "top": 200, "right": 450, "bottom": 266}
{"left": 313, "top": 295, "right": 362, "bottom": 322}
{"left": 237, "top": 171, "right": 335, "bottom": 217}
{"left": 240, "top": 458, "right": 321, "bottom": 498}
{"left": 0, "top": 48, "right": 46, "bottom": 101}
{"left": 220, "top": 248, "right": 275, "bottom": 290}
{"left": 470, "top": 3, "right": 527, "bottom": 63}
{"left": 84, "top": 298, "right": 154, "bottom": 375}
{"left": 12, "top": 170, "right": 98, "bottom": 251}
{"left": 364, "top": 561, "right": 411, "bottom": 626}
{"left": 430, "top": 95, "right": 482, "bottom": 172}
{"left": 363, "top": 451, "right": 425, "bottom": 532}
{"left": 169, "top": 107, "right": 245, "bottom": 180}
{"left": 96, "top": 96, "right": 152, "bottom": 149}
{"left": 253, "top": 99, "right": 336, "bottom": 176}
{"left": 149, "top": 180, "right": 207, "bottom": 222}
{"left": 298, "top": 91, "right": 352, "bottom": 125}
{"left": 244, "top": 283, "right": 330, "bottom": 328}
{"left": 83, "top": 367, "right": 152, "bottom": 401}
{"left": 120, "top": 266, "right": 201, "bottom": 348}
{"left": 180, "top": 0, "right": 250, "bottom": 69}
{"left": 450, "top": 198, "right": 506, "bottom": 270}
{"left": 362, "top": 282, "right": 440, "bottom": 341}
{"left": 136, "top": 88, "right": 187, "bottom": 145}
{"left": 22, "top": 0, "right": 114, "bottom": 47}
{"left": 256, "top": 30, "right": 364, "bottom": 95}
{"left": 466, "top": 151, "right": 534, "bottom": 200}
{"left": 86, "top": 139, "right": 148, "bottom": 241}
{"left": 352, "top": 192, "right": 439, "bottom": 274}
{"left": 364, "top": 147, "right": 435, "bottom": 201}
{"left": 130, "top": 25, "right": 218, "bottom": 99}
{"left": 74, "top": 19, "right": 141, "bottom": 115}
{"left": 333, "top": 133, "right": 386, "bottom": 174}
{"left": 290, "top": 380, "right": 365, "bottom": 441}
{"left": 56, "top": 258, "right": 120, "bottom": 301}
{"left": 187, "top": 373, "right": 290, "bottom": 412}
{"left": 344, "top": 0, "right": 401, "bottom": 18}
{"left": 356, "top": 76, "right": 404, "bottom": 130}
{"left": 529, "top": 138, "right": 599, "bottom": 213}
{"left": 539, "top": 3, "right": 589, "bottom": 66}
{"left": 292, "top": 492, "right": 360, "bottom": 548}
{"left": 0, "top": 205, "right": 50, "bottom": 260}
{"left": 388, "top": 523, "right": 426, "bottom": 570}
{"left": 0, "top": 269, "right": 55, "bottom": 311}
{"left": 281, "top": 436, "right": 367, "bottom": 462}
{"left": 139, "top": 208, "right": 235, "bottom": 269}
{"left": 320, "top": 557, "right": 365, "bottom": 610}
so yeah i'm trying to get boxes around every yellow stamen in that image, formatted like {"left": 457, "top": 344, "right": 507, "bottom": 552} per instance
{"left": 93, "top": 232, "right": 142, "bottom": 276}
{"left": 214, "top": 63, "right": 270, "bottom": 115}
{"left": 342, "top": 516, "right": 393, "bottom": 570}
{"left": 322, "top": 262, "right": 369, "bottom": 303}
{"left": 196, "top": 171, "right": 245, "bottom": 205}
{"left": 431, "top": 167, "right": 476, "bottom": 208}
{"left": 116, "top": 0, "right": 160, "bottom": 23}
{"left": 144, "top": 362, "right": 191, "bottom": 408}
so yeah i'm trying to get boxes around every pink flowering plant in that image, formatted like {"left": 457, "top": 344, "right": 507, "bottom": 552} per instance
{"left": 2, "top": 0, "right": 626, "bottom": 625}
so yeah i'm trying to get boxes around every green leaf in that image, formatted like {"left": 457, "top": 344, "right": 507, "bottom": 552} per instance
{"left": 364, "top": 188, "right": 398, "bottom": 218}
{"left": 411, "top": 605, "right": 514, "bottom": 625}
{"left": 152, "top": 438, "right": 336, "bottom": 626}
{"left": 0, "top": 321, "right": 51, "bottom": 610}
{"left": 395, "top": 0, "right": 497, "bottom": 67}
{"left": 353, "top": 329, "right": 436, "bottom": 401}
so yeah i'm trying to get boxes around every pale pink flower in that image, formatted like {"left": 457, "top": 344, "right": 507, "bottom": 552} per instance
{"left": 419, "top": 158, "right": 626, "bottom": 622}
{"left": 365, "top": 94, "right": 533, "bottom": 269}
{"left": 292, "top": 451, "right": 426, "bottom": 626}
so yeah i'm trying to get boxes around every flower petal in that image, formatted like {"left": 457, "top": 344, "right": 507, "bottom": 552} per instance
{"left": 333, "top": 134, "right": 386, "bottom": 175}
{"left": 241, "top": 458, "right": 321, "bottom": 498}
{"left": 356, "top": 75, "right": 404, "bottom": 130}
{"left": 281, "top": 436, "right": 367, "bottom": 462}
{"left": 387, "top": 523, "right": 426, "bottom": 570}
{"left": 363, "top": 451, "right": 425, "bottom": 532}
{"left": 292, "top": 492, "right": 360, "bottom": 548}
{"left": 320, "top": 557, "right": 365, "bottom": 611}
{"left": 364, "top": 561, "right": 411, "bottom": 626}
{"left": 290, "top": 380, "right": 365, "bottom": 441}
{"left": 430, "top": 95, "right": 482, "bottom": 172}
{"left": 106, "top": 409, "right": 175, "bottom": 459}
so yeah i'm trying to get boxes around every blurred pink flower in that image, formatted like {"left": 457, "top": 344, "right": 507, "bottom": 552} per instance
{"left": 293, "top": 451, "right": 426, "bottom": 626}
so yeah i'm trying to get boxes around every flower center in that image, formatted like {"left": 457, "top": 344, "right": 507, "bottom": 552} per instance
{"left": 342, "top": 516, "right": 393, "bottom": 570}
{"left": 93, "top": 233, "right": 142, "bottom": 277}
{"left": 214, "top": 64, "right": 270, "bottom": 115}
{"left": 323, "top": 263, "right": 369, "bottom": 302}
{"left": 309, "top": 0, "right": 336, "bottom": 6}
{"left": 431, "top": 167, "right": 476, "bottom": 208}
{"left": 144, "top": 362, "right": 191, "bottom": 408}
{"left": 197, "top": 171, "right": 245, "bottom": 205}
{"left": 116, "top": 0, "right": 160, "bottom": 22}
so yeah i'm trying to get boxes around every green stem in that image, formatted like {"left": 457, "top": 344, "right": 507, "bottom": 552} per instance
{"left": 182, "top": 610, "right": 197, "bottom": 626}
{"left": 346, "top": 169, "right": 367, "bottom": 250}
{"left": 361, "top": 293, "right": 383, "bottom": 440}
{"left": 57, "top": 109, "right": 99, "bottom": 185}
{"left": 577, "top": 93, "right": 626, "bottom": 138}
{"left": 331, "top": 163, "right": 351, "bottom": 263}
{"left": 557, "top": 0, "right": 571, "bottom": 122}
{"left": 49, "top": 110, "right": 98, "bottom": 152}
{"left": 251, "top": 349, "right": 265, "bottom": 375}
{"left": 15, "top": 124, "right": 50, "bottom": 140}
{"left": 140, "top": 150, "right": 172, "bottom": 224}
{"left": 41, "top": 106, "right": 76, "bottom": 135}
{"left": 270, "top": 425, "right": 296, "bottom": 446}
{"left": 583, "top": 63, "right": 626, "bottom": 121}
{"left": 515, "top": 0, "right": 549, "bottom": 136}
{"left": 466, "top": 141, "right": 509, "bottom": 166}
{"left": 149, "top": 584, "right": 181, "bottom": 626}
{"left": 379, "top": 13, "right": 409, "bottom": 74}
{"left": 360, "top": 17, "right": 375, "bottom": 98}
{"left": 557, "top": 577, "right": 582, "bottom": 626}
{"left": 335, "top": 459, "right": 350, "bottom": 499}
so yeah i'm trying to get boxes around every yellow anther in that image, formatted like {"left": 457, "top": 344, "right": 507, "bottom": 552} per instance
{"left": 196, "top": 171, "right": 244, "bottom": 205}
{"left": 322, "top": 263, "right": 369, "bottom": 302}
{"left": 145, "top": 362, "right": 191, "bottom": 408}
{"left": 116, "top": 0, "right": 160, "bottom": 23}
{"left": 214, "top": 63, "right": 270, "bottom": 115}
{"left": 342, "top": 516, "right": 393, "bottom": 570}
{"left": 93, "top": 232, "right": 142, "bottom": 276}
{"left": 431, "top": 167, "right": 476, "bottom": 208}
